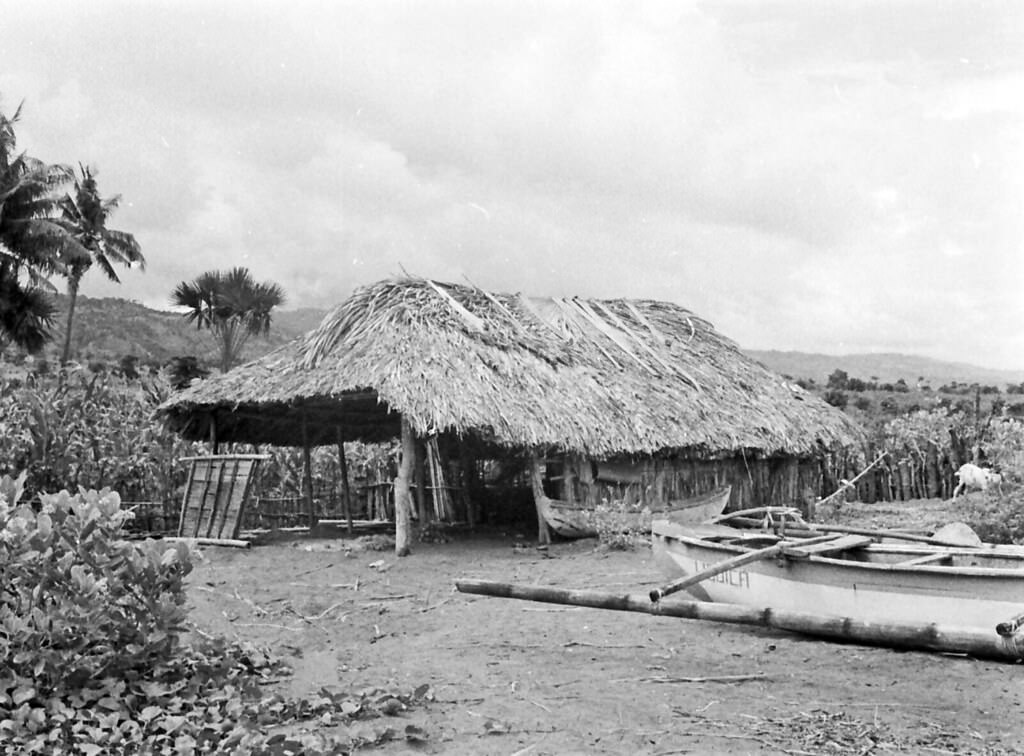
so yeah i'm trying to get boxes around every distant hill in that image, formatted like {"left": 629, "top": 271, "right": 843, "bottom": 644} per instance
{"left": 10, "top": 295, "right": 328, "bottom": 367}
{"left": 746, "top": 349, "right": 1024, "bottom": 389}
{"left": 4, "top": 296, "right": 1021, "bottom": 389}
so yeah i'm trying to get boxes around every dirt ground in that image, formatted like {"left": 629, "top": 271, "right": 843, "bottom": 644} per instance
{"left": 185, "top": 500, "right": 1024, "bottom": 755}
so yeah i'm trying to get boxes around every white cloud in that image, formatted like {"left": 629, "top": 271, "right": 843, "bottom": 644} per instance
{"left": 1, "top": 1, "right": 1021, "bottom": 369}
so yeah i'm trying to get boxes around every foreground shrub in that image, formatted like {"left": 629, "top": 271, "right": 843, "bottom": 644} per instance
{"left": 0, "top": 473, "right": 193, "bottom": 694}
{"left": 0, "top": 475, "right": 434, "bottom": 753}
{"left": 958, "top": 483, "right": 1024, "bottom": 545}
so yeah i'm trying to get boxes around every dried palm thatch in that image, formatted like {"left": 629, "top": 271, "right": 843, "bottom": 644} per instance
{"left": 157, "top": 277, "right": 862, "bottom": 457}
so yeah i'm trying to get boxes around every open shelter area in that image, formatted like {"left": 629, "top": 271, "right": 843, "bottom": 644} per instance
{"left": 184, "top": 504, "right": 1024, "bottom": 755}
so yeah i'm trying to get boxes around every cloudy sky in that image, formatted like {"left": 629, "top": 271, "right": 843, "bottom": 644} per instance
{"left": 2, "top": 1, "right": 1022, "bottom": 369}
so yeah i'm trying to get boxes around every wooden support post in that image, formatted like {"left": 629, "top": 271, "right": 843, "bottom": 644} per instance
{"left": 301, "top": 412, "right": 316, "bottom": 530}
{"left": 415, "top": 437, "right": 428, "bottom": 526}
{"left": 562, "top": 454, "right": 575, "bottom": 506}
{"left": 394, "top": 416, "right": 415, "bottom": 556}
{"left": 460, "top": 443, "right": 478, "bottom": 528}
{"left": 209, "top": 414, "right": 219, "bottom": 455}
{"left": 530, "top": 452, "right": 551, "bottom": 546}
{"left": 336, "top": 426, "right": 354, "bottom": 535}
{"left": 578, "top": 455, "right": 597, "bottom": 509}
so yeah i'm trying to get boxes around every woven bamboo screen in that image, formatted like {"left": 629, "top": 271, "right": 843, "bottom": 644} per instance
{"left": 176, "top": 454, "right": 270, "bottom": 540}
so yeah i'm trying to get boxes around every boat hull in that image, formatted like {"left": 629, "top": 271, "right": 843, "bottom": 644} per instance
{"left": 651, "top": 520, "right": 1024, "bottom": 632}
{"left": 540, "top": 486, "right": 731, "bottom": 540}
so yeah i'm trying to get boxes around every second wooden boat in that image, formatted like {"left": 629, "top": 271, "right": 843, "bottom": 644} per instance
{"left": 538, "top": 486, "right": 732, "bottom": 540}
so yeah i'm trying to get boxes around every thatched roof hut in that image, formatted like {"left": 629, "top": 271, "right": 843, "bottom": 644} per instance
{"left": 157, "top": 276, "right": 860, "bottom": 458}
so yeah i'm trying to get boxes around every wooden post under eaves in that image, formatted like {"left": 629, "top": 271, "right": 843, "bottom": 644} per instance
{"left": 301, "top": 411, "right": 316, "bottom": 529}
{"left": 209, "top": 414, "right": 219, "bottom": 454}
{"left": 459, "top": 443, "right": 478, "bottom": 527}
{"left": 414, "top": 437, "right": 428, "bottom": 526}
{"left": 562, "top": 455, "right": 576, "bottom": 506}
{"left": 530, "top": 452, "right": 552, "bottom": 546}
{"left": 394, "top": 416, "right": 415, "bottom": 556}
{"left": 336, "top": 426, "right": 354, "bottom": 535}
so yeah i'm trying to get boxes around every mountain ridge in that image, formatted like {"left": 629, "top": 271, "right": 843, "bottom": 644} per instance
{"left": 746, "top": 349, "right": 1024, "bottom": 388}
{"left": 5, "top": 295, "right": 1021, "bottom": 387}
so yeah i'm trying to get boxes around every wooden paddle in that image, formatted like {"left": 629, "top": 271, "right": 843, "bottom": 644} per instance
{"left": 710, "top": 506, "right": 801, "bottom": 524}
{"left": 728, "top": 519, "right": 984, "bottom": 548}
{"left": 649, "top": 533, "right": 842, "bottom": 602}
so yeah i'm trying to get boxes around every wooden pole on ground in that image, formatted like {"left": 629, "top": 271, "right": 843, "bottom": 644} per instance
{"left": 164, "top": 536, "right": 250, "bottom": 549}
{"left": 456, "top": 579, "right": 1024, "bottom": 664}
{"left": 394, "top": 416, "right": 415, "bottom": 556}
{"left": 336, "top": 426, "right": 353, "bottom": 535}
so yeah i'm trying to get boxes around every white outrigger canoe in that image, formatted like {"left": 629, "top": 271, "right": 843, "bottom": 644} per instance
{"left": 456, "top": 506, "right": 1024, "bottom": 662}
{"left": 650, "top": 516, "right": 1024, "bottom": 633}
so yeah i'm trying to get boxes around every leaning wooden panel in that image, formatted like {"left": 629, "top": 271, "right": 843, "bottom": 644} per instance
{"left": 177, "top": 455, "right": 269, "bottom": 541}
{"left": 177, "top": 458, "right": 216, "bottom": 538}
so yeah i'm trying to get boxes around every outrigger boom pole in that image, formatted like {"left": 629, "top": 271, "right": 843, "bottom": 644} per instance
{"left": 455, "top": 579, "right": 1024, "bottom": 664}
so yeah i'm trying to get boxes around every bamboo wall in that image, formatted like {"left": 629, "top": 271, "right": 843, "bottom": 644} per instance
{"left": 829, "top": 448, "right": 964, "bottom": 503}
{"left": 548, "top": 454, "right": 823, "bottom": 514}
{"left": 123, "top": 448, "right": 851, "bottom": 537}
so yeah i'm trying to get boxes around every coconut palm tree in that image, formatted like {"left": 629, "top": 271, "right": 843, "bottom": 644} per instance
{"left": 0, "top": 101, "right": 80, "bottom": 353}
{"left": 57, "top": 164, "right": 144, "bottom": 364}
{"left": 171, "top": 267, "right": 285, "bottom": 372}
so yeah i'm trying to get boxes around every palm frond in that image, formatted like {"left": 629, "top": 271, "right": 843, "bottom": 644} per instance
{"left": 0, "top": 273, "right": 56, "bottom": 353}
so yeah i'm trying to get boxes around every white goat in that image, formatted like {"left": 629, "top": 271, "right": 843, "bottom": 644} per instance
{"left": 952, "top": 463, "right": 1002, "bottom": 499}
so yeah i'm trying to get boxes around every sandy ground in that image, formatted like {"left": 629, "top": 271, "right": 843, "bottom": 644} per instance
{"left": 185, "top": 503, "right": 1024, "bottom": 755}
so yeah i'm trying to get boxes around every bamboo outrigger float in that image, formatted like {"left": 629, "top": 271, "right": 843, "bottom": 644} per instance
{"left": 455, "top": 578, "right": 1024, "bottom": 663}
{"left": 455, "top": 509, "right": 1024, "bottom": 663}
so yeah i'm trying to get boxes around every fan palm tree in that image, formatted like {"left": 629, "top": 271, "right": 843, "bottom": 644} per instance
{"left": 171, "top": 267, "right": 285, "bottom": 372}
{"left": 57, "top": 164, "right": 144, "bottom": 364}
{"left": 0, "top": 101, "right": 81, "bottom": 353}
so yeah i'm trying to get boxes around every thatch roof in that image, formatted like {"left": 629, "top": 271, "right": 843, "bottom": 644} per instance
{"left": 157, "top": 277, "right": 862, "bottom": 458}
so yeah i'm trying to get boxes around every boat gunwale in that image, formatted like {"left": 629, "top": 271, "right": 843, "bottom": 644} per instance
{"left": 652, "top": 521, "right": 1024, "bottom": 579}
{"left": 546, "top": 485, "right": 732, "bottom": 515}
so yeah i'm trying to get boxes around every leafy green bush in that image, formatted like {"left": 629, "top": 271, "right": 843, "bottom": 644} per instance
{"left": 0, "top": 473, "right": 193, "bottom": 690}
{"left": 958, "top": 483, "right": 1024, "bottom": 545}
{"left": 955, "top": 421, "right": 1024, "bottom": 544}
{"left": 585, "top": 499, "right": 650, "bottom": 550}
{"left": 986, "top": 418, "right": 1024, "bottom": 483}
{"left": 0, "top": 473, "right": 193, "bottom": 749}
{"left": 0, "top": 369, "right": 201, "bottom": 505}
{"left": 0, "top": 475, "right": 435, "bottom": 753}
